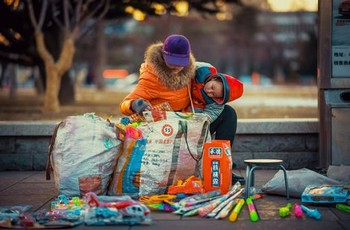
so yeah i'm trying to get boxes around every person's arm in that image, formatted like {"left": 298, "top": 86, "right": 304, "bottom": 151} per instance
{"left": 202, "top": 103, "right": 225, "bottom": 122}
{"left": 119, "top": 71, "right": 156, "bottom": 115}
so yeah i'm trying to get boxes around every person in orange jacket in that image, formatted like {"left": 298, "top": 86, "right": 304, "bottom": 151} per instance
{"left": 119, "top": 34, "right": 240, "bottom": 150}
{"left": 119, "top": 34, "right": 196, "bottom": 115}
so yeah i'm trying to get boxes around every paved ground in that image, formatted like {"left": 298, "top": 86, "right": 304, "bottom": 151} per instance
{"left": 1, "top": 169, "right": 349, "bottom": 230}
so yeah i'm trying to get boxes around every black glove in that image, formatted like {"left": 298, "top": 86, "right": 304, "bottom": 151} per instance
{"left": 131, "top": 99, "right": 151, "bottom": 114}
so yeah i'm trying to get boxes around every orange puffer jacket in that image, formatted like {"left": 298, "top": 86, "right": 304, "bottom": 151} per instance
{"left": 119, "top": 42, "right": 196, "bottom": 115}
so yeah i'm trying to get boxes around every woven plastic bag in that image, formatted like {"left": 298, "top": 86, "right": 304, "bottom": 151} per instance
{"left": 108, "top": 112, "right": 210, "bottom": 198}
{"left": 46, "top": 113, "right": 121, "bottom": 197}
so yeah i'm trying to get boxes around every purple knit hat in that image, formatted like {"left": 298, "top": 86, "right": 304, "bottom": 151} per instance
{"left": 163, "top": 34, "right": 190, "bottom": 67}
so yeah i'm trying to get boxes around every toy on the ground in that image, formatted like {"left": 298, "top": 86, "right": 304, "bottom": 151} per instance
{"left": 301, "top": 185, "right": 349, "bottom": 204}
{"left": 172, "top": 190, "right": 221, "bottom": 216}
{"left": 215, "top": 198, "right": 238, "bottom": 219}
{"left": 167, "top": 176, "right": 205, "bottom": 195}
{"left": 198, "top": 182, "right": 241, "bottom": 217}
{"left": 18, "top": 212, "right": 36, "bottom": 227}
{"left": 294, "top": 203, "right": 303, "bottom": 218}
{"left": 300, "top": 204, "right": 321, "bottom": 220}
{"left": 174, "top": 198, "right": 219, "bottom": 216}
{"left": 336, "top": 204, "right": 350, "bottom": 213}
{"left": 207, "top": 188, "right": 243, "bottom": 218}
{"left": 279, "top": 203, "right": 292, "bottom": 218}
{"left": 139, "top": 195, "right": 177, "bottom": 212}
{"left": 177, "top": 190, "right": 221, "bottom": 207}
{"left": 246, "top": 197, "right": 259, "bottom": 222}
{"left": 175, "top": 202, "right": 209, "bottom": 216}
{"left": 251, "top": 194, "right": 264, "bottom": 200}
{"left": 228, "top": 198, "right": 245, "bottom": 222}
{"left": 174, "top": 183, "right": 243, "bottom": 218}
{"left": 84, "top": 192, "right": 101, "bottom": 207}
{"left": 82, "top": 192, "right": 152, "bottom": 226}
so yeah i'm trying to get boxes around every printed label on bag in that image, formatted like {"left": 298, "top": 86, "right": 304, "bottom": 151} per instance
{"left": 208, "top": 147, "right": 223, "bottom": 158}
{"left": 225, "top": 147, "right": 232, "bottom": 157}
{"left": 79, "top": 175, "right": 102, "bottom": 196}
{"left": 161, "top": 124, "right": 174, "bottom": 137}
{"left": 211, "top": 160, "right": 220, "bottom": 187}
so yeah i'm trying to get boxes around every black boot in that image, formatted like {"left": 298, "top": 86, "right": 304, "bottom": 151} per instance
{"left": 232, "top": 162, "right": 237, "bottom": 169}
{"left": 232, "top": 173, "right": 245, "bottom": 185}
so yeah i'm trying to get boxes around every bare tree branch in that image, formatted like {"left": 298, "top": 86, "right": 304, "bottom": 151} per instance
{"left": 72, "top": 0, "right": 107, "bottom": 38}
{"left": 37, "top": 0, "right": 48, "bottom": 29}
{"left": 51, "top": 2, "right": 64, "bottom": 29}
{"left": 26, "top": 0, "right": 39, "bottom": 31}
{"left": 97, "top": 0, "right": 110, "bottom": 20}
{"left": 79, "top": 0, "right": 105, "bottom": 26}
{"left": 74, "top": 0, "right": 83, "bottom": 28}
{"left": 63, "top": 0, "right": 70, "bottom": 31}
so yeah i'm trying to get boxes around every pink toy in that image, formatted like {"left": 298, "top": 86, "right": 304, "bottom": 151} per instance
{"left": 294, "top": 203, "right": 303, "bottom": 218}
{"left": 84, "top": 192, "right": 101, "bottom": 207}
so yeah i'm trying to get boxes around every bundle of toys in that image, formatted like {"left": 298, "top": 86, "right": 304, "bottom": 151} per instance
{"left": 3, "top": 179, "right": 350, "bottom": 228}
{"left": 139, "top": 180, "right": 350, "bottom": 222}
{"left": 0, "top": 192, "right": 151, "bottom": 228}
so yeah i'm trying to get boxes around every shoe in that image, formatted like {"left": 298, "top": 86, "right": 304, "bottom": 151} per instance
{"left": 232, "top": 162, "right": 237, "bottom": 169}
{"left": 232, "top": 173, "right": 245, "bottom": 185}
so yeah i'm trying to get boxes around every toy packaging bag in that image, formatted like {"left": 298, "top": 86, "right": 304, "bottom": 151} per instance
{"left": 202, "top": 140, "right": 232, "bottom": 194}
{"left": 108, "top": 112, "right": 210, "bottom": 198}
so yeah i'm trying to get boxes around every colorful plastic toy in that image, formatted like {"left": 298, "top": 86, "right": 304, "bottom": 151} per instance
{"left": 279, "top": 203, "right": 292, "bottom": 218}
{"left": 168, "top": 176, "right": 205, "bottom": 195}
{"left": 294, "top": 203, "right": 303, "bottom": 218}
{"left": 301, "top": 204, "right": 321, "bottom": 220}
{"left": 246, "top": 197, "right": 259, "bottom": 222}
{"left": 228, "top": 199, "right": 245, "bottom": 222}
{"left": 336, "top": 204, "right": 350, "bottom": 213}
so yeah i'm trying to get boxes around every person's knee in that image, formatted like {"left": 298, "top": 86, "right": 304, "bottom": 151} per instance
{"left": 223, "top": 105, "right": 237, "bottom": 124}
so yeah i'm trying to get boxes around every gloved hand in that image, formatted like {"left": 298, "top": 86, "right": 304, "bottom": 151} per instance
{"left": 131, "top": 99, "right": 151, "bottom": 114}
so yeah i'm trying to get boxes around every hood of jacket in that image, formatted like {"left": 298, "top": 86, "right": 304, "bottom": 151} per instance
{"left": 192, "top": 69, "right": 244, "bottom": 107}
{"left": 142, "top": 42, "right": 196, "bottom": 90}
{"left": 203, "top": 73, "right": 244, "bottom": 104}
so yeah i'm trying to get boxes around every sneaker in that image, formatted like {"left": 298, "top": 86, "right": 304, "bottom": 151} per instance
{"left": 232, "top": 173, "right": 245, "bottom": 185}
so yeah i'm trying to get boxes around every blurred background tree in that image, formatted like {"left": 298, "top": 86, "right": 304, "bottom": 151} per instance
{"left": 0, "top": 0, "right": 318, "bottom": 113}
{"left": 0, "top": 0, "right": 243, "bottom": 112}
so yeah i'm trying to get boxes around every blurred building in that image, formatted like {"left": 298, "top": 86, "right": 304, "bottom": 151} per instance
{"left": 74, "top": 9, "right": 318, "bottom": 86}
{"left": 253, "top": 11, "right": 318, "bottom": 84}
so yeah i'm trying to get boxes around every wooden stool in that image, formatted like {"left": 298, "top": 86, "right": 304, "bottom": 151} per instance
{"left": 244, "top": 159, "right": 289, "bottom": 199}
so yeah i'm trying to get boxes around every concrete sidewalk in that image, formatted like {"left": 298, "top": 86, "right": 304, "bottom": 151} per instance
{"left": 0, "top": 169, "right": 349, "bottom": 229}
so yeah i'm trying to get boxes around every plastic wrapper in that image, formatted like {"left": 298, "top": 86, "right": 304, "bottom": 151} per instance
{"left": 84, "top": 203, "right": 151, "bottom": 226}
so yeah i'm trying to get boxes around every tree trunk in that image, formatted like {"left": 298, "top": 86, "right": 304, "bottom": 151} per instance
{"left": 94, "top": 19, "right": 106, "bottom": 90}
{"left": 34, "top": 32, "right": 75, "bottom": 113}
{"left": 59, "top": 72, "right": 75, "bottom": 104}
{"left": 0, "top": 63, "right": 8, "bottom": 88}
{"left": 9, "top": 65, "right": 17, "bottom": 99}
{"left": 44, "top": 63, "right": 60, "bottom": 112}
{"left": 35, "top": 60, "right": 45, "bottom": 95}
